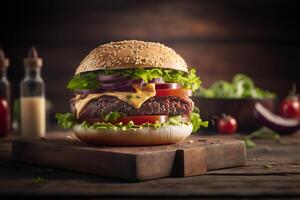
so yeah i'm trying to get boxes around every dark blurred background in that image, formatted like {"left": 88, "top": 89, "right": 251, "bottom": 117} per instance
{"left": 0, "top": 0, "right": 299, "bottom": 117}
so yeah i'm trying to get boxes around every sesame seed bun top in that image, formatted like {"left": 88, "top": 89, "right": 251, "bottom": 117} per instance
{"left": 75, "top": 40, "right": 188, "bottom": 75}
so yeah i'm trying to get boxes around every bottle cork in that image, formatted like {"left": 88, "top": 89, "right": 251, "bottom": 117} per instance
{"left": 23, "top": 46, "right": 43, "bottom": 68}
{"left": 0, "top": 48, "right": 10, "bottom": 69}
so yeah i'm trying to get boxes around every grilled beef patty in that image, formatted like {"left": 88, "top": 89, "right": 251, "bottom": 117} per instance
{"left": 70, "top": 95, "right": 194, "bottom": 119}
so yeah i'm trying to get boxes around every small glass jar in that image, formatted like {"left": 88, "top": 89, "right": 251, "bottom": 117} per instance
{"left": 0, "top": 49, "right": 10, "bottom": 137}
{"left": 20, "top": 47, "right": 46, "bottom": 138}
{"left": 0, "top": 64, "right": 10, "bottom": 103}
{"left": 20, "top": 67, "right": 44, "bottom": 97}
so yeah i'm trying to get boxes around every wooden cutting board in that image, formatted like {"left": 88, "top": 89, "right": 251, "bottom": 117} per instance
{"left": 11, "top": 132, "right": 246, "bottom": 181}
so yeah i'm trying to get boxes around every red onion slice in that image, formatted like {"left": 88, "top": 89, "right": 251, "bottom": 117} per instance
{"left": 155, "top": 83, "right": 180, "bottom": 89}
{"left": 149, "top": 77, "right": 164, "bottom": 83}
{"left": 74, "top": 79, "right": 143, "bottom": 95}
{"left": 74, "top": 88, "right": 106, "bottom": 95}
{"left": 97, "top": 74, "right": 125, "bottom": 82}
{"left": 99, "top": 79, "right": 143, "bottom": 89}
{"left": 74, "top": 77, "right": 170, "bottom": 95}
{"left": 74, "top": 86, "right": 136, "bottom": 95}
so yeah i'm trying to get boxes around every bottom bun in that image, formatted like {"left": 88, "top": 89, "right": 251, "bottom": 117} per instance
{"left": 73, "top": 124, "right": 193, "bottom": 146}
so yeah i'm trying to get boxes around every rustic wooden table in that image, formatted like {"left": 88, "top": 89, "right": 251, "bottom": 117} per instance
{"left": 1, "top": 132, "right": 300, "bottom": 198}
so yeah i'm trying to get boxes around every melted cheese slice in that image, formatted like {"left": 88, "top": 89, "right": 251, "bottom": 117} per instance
{"left": 74, "top": 83, "right": 156, "bottom": 118}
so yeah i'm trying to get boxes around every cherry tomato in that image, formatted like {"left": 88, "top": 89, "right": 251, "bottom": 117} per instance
{"left": 279, "top": 96, "right": 300, "bottom": 119}
{"left": 155, "top": 88, "right": 192, "bottom": 97}
{"left": 216, "top": 115, "right": 237, "bottom": 134}
{"left": 0, "top": 98, "right": 10, "bottom": 138}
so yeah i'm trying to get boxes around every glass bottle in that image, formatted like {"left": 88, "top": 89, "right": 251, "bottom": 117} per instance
{"left": 0, "top": 49, "right": 10, "bottom": 103}
{"left": 0, "top": 48, "right": 10, "bottom": 137}
{"left": 20, "top": 47, "right": 46, "bottom": 138}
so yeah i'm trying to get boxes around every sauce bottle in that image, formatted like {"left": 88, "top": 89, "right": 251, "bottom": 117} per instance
{"left": 20, "top": 47, "right": 46, "bottom": 138}
{"left": 0, "top": 48, "right": 10, "bottom": 137}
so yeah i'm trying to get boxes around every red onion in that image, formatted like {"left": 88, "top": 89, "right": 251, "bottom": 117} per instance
{"left": 99, "top": 79, "right": 143, "bottom": 89}
{"left": 74, "top": 88, "right": 107, "bottom": 95}
{"left": 74, "top": 86, "right": 136, "bottom": 95}
{"left": 149, "top": 77, "right": 164, "bottom": 83}
{"left": 74, "top": 79, "right": 143, "bottom": 95}
{"left": 97, "top": 74, "right": 126, "bottom": 82}
{"left": 75, "top": 76, "right": 167, "bottom": 95}
{"left": 155, "top": 83, "right": 179, "bottom": 89}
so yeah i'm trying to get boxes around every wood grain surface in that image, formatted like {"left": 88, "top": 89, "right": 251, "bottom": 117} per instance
{"left": 11, "top": 132, "right": 245, "bottom": 181}
{"left": 1, "top": 132, "right": 300, "bottom": 198}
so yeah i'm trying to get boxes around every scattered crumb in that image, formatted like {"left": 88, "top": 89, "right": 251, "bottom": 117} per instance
{"left": 210, "top": 142, "right": 214, "bottom": 144}
{"left": 216, "top": 140, "right": 220, "bottom": 143}
{"left": 188, "top": 140, "right": 194, "bottom": 144}
{"left": 198, "top": 138, "right": 207, "bottom": 142}
{"left": 66, "top": 135, "right": 74, "bottom": 140}
{"left": 264, "top": 164, "right": 272, "bottom": 169}
{"left": 34, "top": 177, "right": 47, "bottom": 184}
{"left": 252, "top": 158, "right": 257, "bottom": 161}
{"left": 174, "top": 144, "right": 179, "bottom": 146}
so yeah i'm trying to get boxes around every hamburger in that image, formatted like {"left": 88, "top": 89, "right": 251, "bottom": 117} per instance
{"left": 56, "top": 40, "right": 208, "bottom": 145}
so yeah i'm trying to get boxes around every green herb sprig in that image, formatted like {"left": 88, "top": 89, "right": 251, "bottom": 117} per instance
{"left": 242, "top": 127, "right": 280, "bottom": 148}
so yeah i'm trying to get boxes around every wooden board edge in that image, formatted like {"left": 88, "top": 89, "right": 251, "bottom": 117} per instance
{"left": 11, "top": 139, "right": 138, "bottom": 181}
{"left": 206, "top": 140, "right": 246, "bottom": 170}
{"left": 172, "top": 147, "right": 207, "bottom": 177}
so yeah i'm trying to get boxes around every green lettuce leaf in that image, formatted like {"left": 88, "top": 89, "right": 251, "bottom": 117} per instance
{"left": 102, "top": 111, "right": 123, "bottom": 122}
{"left": 67, "top": 72, "right": 99, "bottom": 91}
{"left": 195, "top": 73, "right": 275, "bottom": 99}
{"left": 190, "top": 107, "right": 209, "bottom": 132}
{"left": 210, "top": 81, "right": 235, "bottom": 98}
{"left": 120, "top": 68, "right": 201, "bottom": 92}
{"left": 168, "top": 115, "right": 183, "bottom": 125}
{"left": 56, "top": 109, "right": 208, "bottom": 132}
{"left": 82, "top": 120, "right": 190, "bottom": 131}
{"left": 162, "top": 68, "right": 201, "bottom": 92}
{"left": 66, "top": 68, "right": 201, "bottom": 92}
{"left": 55, "top": 112, "right": 76, "bottom": 129}
{"left": 121, "top": 68, "right": 163, "bottom": 83}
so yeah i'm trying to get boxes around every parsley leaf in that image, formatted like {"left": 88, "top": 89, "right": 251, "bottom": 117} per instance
{"left": 55, "top": 113, "right": 76, "bottom": 129}
{"left": 243, "top": 137, "right": 256, "bottom": 148}
{"left": 34, "top": 177, "right": 47, "bottom": 184}
{"left": 242, "top": 127, "right": 279, "bottom": 148}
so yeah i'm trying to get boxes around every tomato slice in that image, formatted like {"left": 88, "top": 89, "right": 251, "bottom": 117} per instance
{"left": 155, "top": 88, "right": 192, "bottom": 97}
{"left": 83, "top": 115, "right": 190, "bottom": 125}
